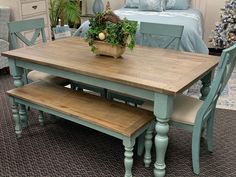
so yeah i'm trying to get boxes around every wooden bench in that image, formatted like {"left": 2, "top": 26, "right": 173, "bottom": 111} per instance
{"left": 7, "top": 81, "right": 155, "bottom": 177}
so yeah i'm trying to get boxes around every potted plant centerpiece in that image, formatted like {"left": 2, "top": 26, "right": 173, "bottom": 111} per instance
{"left": 85, "top": 2, "right": 138, "bottom": 58}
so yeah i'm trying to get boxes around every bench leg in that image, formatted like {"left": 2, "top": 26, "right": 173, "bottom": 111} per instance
{"left": 19, "top": 104, "right": 28, "bottom": 128}
{"left": 144, "top": 122, "right": 155, "bottom": 167}
{"left": 123, "top": 140, "right": 135, "bottom": 177}
{"left": 12, "top": 103, "right": 22, "bottom": 138}
{"left": 137, "top": 132, "right": 145, "bottom": 156}
{"left": 38, "top": 111, "right": 45, "bottom": 126}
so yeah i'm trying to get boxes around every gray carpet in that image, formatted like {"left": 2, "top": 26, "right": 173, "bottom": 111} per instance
{"left": 0, "top": 73, "right": 236, "bottom": 177}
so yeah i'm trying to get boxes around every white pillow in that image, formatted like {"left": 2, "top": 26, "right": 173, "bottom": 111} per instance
{"left": 166, "top": 0, "right": 190, "bottom": 10}
{"left": 125, "top": 0, "right": 140, "bottom": 8}
{"left": 139, "top": 0, "right": 166, "bottom": 11}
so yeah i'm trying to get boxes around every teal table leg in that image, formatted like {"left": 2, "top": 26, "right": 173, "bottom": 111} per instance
{"left": 144, "top": 121, "right": 155, "bottom": 167}
{"left": 137, "top": 132, "right": 145, "bottom": 156}
{"left": 9, "top": 59, "right": 30, "bottom": 129}
{"left": 123, "top": 139, "right": 135, "bottom": 177}
{"left": 13, "top": 75, "right": 29, "bottom": 128}
{"left": 11, "top": 100, "right": 22, "bottom": 138}
{"left": 200, "top": 71, "right": 213, "bottom": 100}
{"left": 19, "top": 104, "right": 28, "bottom": 128}
{"left": 153, "top": 93, "right": 173, "bottom": 177}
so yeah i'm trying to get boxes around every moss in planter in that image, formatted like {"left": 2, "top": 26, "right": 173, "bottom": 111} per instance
{"left": 85, "top": 10, "right": 138, "bottom": 53}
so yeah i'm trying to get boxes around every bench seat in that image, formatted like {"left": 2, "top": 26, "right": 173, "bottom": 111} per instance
{"left": 7, "top": 81, "right": 155, "bottom": 177}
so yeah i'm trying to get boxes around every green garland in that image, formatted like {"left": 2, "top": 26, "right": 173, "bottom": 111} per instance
{"left": 85, "top": 11, "right": 138, "bottom": 52}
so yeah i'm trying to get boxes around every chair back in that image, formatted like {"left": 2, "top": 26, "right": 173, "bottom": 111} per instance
{"left": 140, "top": 22, "right": 184, "bottom": 49}
{"left": 8, "top": 18, "right": 47, "bottom": 49}
{"left": 196, "top": 44, "right": 236, "bottom": 125}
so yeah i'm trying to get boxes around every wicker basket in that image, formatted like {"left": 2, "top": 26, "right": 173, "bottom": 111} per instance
{"left": 93, "top": 40, "right": 126, "bottom": 58}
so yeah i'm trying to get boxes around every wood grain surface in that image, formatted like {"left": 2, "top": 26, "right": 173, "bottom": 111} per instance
{"left": 3, "top": 37, "right": 219, "bottom": 95}
{"left": 7, "top": 81, "right": 154, "bottom": 137}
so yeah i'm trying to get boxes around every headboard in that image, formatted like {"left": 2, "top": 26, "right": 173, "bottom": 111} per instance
{"left": 192, "top": 0, "right": 207, "bottom": 18}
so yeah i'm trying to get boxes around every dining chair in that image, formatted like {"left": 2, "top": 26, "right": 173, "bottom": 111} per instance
{"left": 8, "top": 18, "right": 68, "bottom": 86}
{"left": 8, "top": 18, "right": 69, "bottom": 127}
{"left": 107, "top": 22, "right": 184, "bottom": 106}
{"left": 142, "top": 44, "right": 236, "bottom": 174}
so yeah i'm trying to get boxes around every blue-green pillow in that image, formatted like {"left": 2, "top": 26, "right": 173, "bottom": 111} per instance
{"left": 125, "top": 0, "right": 140, "bottom": 8}
{"left": 166, "top": 0, "right": 190, "bottom": 10}
{"left": 139, "top": 0, "right": 166, "bottom": 11}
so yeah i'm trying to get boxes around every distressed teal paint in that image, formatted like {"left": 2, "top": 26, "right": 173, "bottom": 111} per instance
{"left": 137, "top": 132, "right": 145, "bottom": 156}
{"left": 9, "top": 95, "right": 154, "bottom": 177}
{"left": 8, "top": 18, "right": 48, "bottom": 126}
{"left": 8, "top": 18, "right": 46, "bottom": 49}
{"left": 19, "top": 104, "right": 28, "bottom": 128}
{"left": 154, "top": 93, "right": 173, "bottom": 177}
{"left": 140, "top": 22, "right": 184, "bottom": 49}
{"left": 200, "top": 71, "right": 213, "bottom": 100}
{"left": 144, "top": 121, "right": 155, "bottom": 168}
{"left": 10, "top": 98, "right": 22, "bottom": 138}
{"left": 8, "top": 18, "right": 47, "bottom": 85}
{"left": 9, "top": 67, "right": 30, "bottom": 129}
{"left": 190, "top": 44, "right": 236, "bottom": 174}
{"left": 14, "top": 59, "right": 154, "bottom": 101}
{"left": 123, "top": 140, "right": 135, "bottom": 177}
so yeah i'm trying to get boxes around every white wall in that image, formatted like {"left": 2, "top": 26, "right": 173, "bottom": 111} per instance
{"left": 204, "top": 0, "right": 226, "bottom": 47}
{"left": 85, "top": 0, "right": 226, "bottom": 47}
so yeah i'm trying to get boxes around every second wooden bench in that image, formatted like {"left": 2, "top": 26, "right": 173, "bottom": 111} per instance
{"left": 7, "top": 81, "right": 155, "bottom": 177}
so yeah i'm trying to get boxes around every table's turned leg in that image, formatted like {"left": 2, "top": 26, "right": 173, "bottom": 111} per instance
{"left": 13, "top": 75, "right": 29, "bottom": 128}
{"left": 19, "top": 104, "right": 28, "bottom": 128}
{"left": 9, "top": 59, "right": 28, "bottom": 128}
{"left": 200, "top": 71, "right": 213, "bottom": 100}
{"left": 123, "top": 139, "right": 135, "bottom": 177}
{"left": 144, "top": 121, "right": 155, "bottom": 168}
{"left": 11, "top": 100, "right": 22, "bottom": 138}
{"left": 154, "top": 93, "right": 173, "bottom": 177}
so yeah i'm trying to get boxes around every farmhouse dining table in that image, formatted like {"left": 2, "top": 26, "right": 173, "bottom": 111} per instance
{"left": 2, "top": 37, "right": 219, "bottom": 177}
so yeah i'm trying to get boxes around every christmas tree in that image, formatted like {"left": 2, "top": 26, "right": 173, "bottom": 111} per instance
{"left": 210, "top": 0, "right": 236, "bottom": 49}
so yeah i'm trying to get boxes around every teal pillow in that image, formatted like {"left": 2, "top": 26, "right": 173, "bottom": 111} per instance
{"left": 166, "top": 0, "right": 190, "bottom": 10}
{"left": 125, "top": 0, "right": 140, "bottom": 8}
{"left": 139, "top": 0, "right": 166, "bottom": 11}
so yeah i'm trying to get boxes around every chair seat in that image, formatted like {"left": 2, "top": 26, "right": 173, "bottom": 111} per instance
{"left": 27, "top": 70, "right": 69, "bottom": 86}
{"left": 142, "top": 95, "right": 203, "bottom": 125}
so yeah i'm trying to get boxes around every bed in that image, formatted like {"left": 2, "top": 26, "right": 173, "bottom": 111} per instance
{"left": 74, "top": 3, "right": 208, "bottom": 54}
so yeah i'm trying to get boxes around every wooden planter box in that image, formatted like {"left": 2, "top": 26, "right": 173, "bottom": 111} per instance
{"left": 93, "top": 40, "right": 126, "bottom": 58}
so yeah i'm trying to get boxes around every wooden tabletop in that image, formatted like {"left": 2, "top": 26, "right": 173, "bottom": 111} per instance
{"left": 2, "top": 37, "right": 219, "bottom": 95}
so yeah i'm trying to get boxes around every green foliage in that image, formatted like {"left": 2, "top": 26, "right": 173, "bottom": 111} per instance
{"left": 85, "top": 12, "right": 138, "bottom": 52}
{"left": 49, "top": 0, "right": 81, "bottom": 28}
